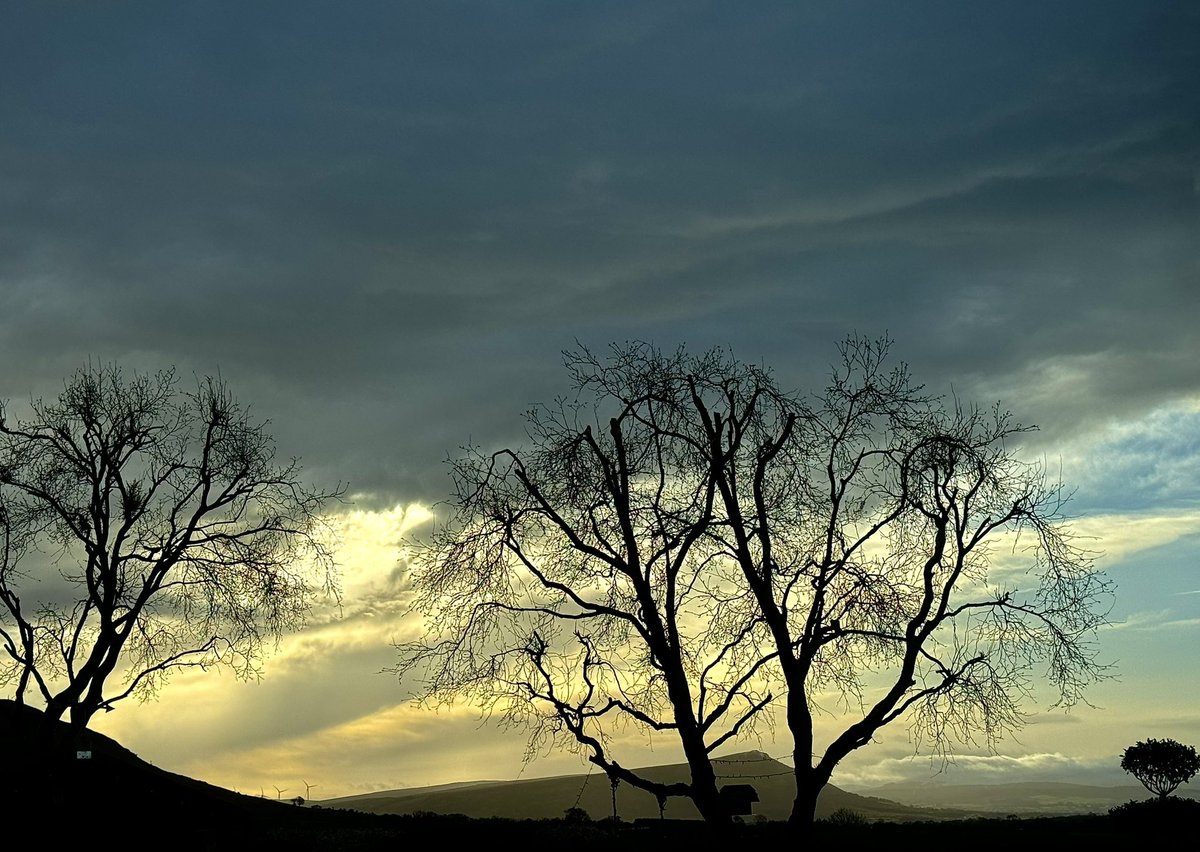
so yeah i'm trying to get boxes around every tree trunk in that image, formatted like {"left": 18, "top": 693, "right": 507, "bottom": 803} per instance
{"left": 689, "top": 773, "right": 731, "bottom": 827}
{"left": 677, "top": 729, "right": 731, "bottom": 827}
{"left": 42, "top": 693, "right": 73, "bottom": 729}
{"left": 788, "top": 769, "right": 822, "bottom": 829}
{"left": 69, "top": 701, "right": 99, "bottom": 733}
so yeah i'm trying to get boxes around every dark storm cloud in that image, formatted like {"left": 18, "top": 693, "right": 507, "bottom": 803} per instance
{"left": 1, "top": 1, "right": 1195, "bottom": 508}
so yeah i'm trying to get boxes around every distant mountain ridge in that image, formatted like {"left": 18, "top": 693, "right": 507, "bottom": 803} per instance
{"left": 859, "top": 780, "right": 1200, "bottom": 815}
{"left": 322, "top": 750, "right": 972, "bottom": 822}
{"left": 321, "top": 750, "right": 1200, "bottom": 822}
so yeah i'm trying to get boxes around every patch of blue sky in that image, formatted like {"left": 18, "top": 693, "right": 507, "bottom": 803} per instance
{"left": 1103, "top": 531, "right": 1200, "bottom": 614}
{"left": 1062, "top": 401, "right": 1200, "bottom": 514}
{"left": 1087, "top": 530, "right": 1200, "bottom": 712}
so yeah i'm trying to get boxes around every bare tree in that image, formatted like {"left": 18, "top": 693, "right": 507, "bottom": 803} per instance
{"left": 394, "top": 344, "right": 779, "bottom": 825}
{"left": 0, "top": 364, "right": 340, "bottom": 735}
{"left": 693, "top": 336, "right": 1114, "bottom": 829}
{"left": 395, "top": 337, "right": 1112, "bottom": 830}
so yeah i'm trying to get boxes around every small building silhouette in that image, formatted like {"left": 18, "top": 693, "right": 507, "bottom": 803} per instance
{"left": 719, "top": 784, "right": 759, "bottom": 816}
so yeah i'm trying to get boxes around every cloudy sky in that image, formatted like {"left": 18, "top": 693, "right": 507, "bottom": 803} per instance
{"left": 2, "top": 2, "right": 1197, "bottom": 799}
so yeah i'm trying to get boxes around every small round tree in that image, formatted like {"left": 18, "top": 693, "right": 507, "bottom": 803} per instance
{"left": 1121, "top": 739, "right": 1200, "bottom": 800}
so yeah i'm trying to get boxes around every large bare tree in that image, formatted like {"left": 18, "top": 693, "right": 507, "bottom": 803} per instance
{"left": 395, "top": 345, "right": 778, "bottom": 825}
{"left": 396, "top": 337, "right": 1112, "bottom": 830}
{"left": 693, "top": 336, "right": 1113, "bottom": 828}
{"left": 0, "top": 364, "right": 340, "bottom": 735}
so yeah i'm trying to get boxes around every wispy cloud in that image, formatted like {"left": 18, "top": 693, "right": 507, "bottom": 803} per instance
{"left": 1067, "top": 508, "right": 1200, "bottom": 566}
{"left": 1103, "top": 610, "right": 1200, "bottom": 633}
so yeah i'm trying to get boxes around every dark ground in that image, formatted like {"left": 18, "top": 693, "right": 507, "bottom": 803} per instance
{"left": 4, "top": 700, "right": 1193, "bottom": 851}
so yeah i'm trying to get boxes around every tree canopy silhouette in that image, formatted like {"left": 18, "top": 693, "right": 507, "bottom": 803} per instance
{"left": 0, "top": 364, "right": 340, "bottom": 733}
{"left": 395, "top": 336, "right": 1112, "bottom": 831}
{"left": 1121, "top": 738, "right": 1200, "bottom": 800}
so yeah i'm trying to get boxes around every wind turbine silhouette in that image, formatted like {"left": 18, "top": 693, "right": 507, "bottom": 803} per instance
{"left": 303, "top": 781, "right": 318, "bottom": 800}
{"left": 273, "top": 785, "right": 287, "bottom": 800}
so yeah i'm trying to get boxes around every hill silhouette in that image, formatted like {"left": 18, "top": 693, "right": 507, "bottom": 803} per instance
{"left": 320, "top": 750, "right": 955, "bottom": 822}
{"left": 1, "top": 699, "right": 461, "bottom": 848}
{"left": 8, "top": 699, "right": 1193, "bottom": 850}
{"left": 2, "top": 697, "right": 943, "bottom": 826}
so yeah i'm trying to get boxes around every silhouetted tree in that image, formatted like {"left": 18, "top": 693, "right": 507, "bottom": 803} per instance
{"left": 563, "top": 806, "right": 591, "bottom": 823}
{"left": 700, "top": 336, "right": 1113, "bottom": 830}
{"left": 395, "top": 337, "right": 1112, "bottom": 832}
{"left": 394, "top": 344, "right": 780, "bottom": 826}
{"left": 1121, "top": 739, "right": 1200, "bottom": 800}
{"left": 0, "top": 364, "right": 340, "bottom": 735}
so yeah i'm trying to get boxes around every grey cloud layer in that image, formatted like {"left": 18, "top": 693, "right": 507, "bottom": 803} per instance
{"left": 1, "top": 2, "right": 1195, "bottom": 509}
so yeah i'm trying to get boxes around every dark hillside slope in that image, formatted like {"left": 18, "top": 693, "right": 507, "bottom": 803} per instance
{"left": 3, "top": 698, "right": 284, "bottom": 818}
{"left": 1, "top": 699, "right": 409, "bottom": 847}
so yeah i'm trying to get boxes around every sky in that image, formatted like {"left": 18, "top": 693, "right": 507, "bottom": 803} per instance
{"left": 1, "top": 1, "right": 1198, "bottom": 800}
